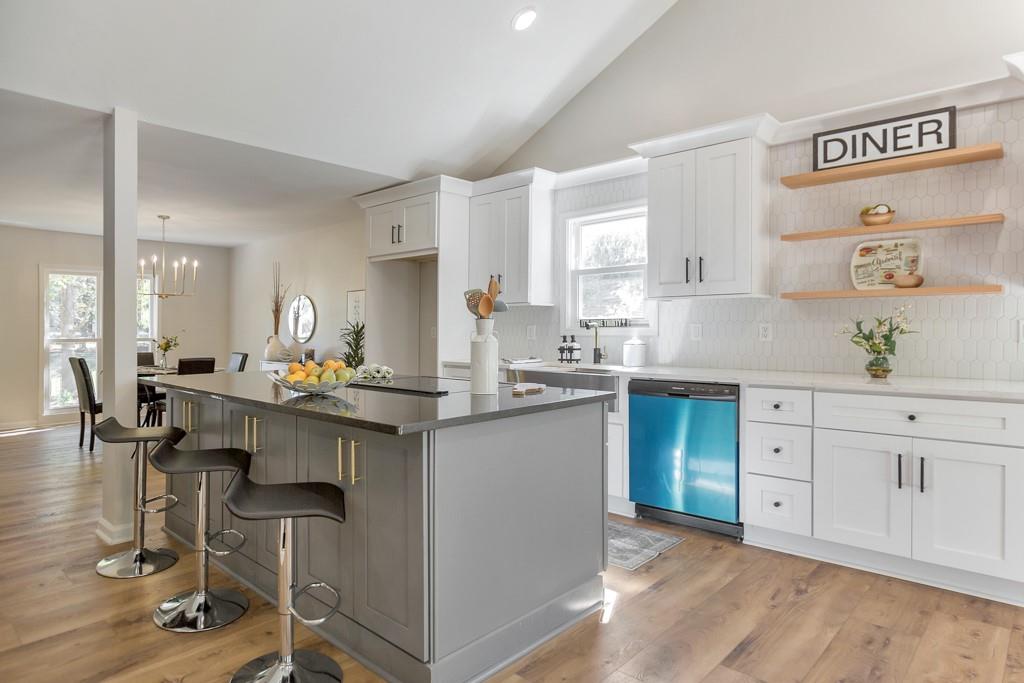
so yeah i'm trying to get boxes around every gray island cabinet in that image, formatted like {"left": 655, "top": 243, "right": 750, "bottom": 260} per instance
{"left": 145, "top": 372, "right": 611, "bottom": 683}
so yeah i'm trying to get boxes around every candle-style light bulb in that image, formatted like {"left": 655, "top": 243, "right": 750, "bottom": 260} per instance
{"left": 172, "top": 260, "right": 179, "bottom": 287}
{"left": 138, "top": 259, "right": 145, "bottom": 277}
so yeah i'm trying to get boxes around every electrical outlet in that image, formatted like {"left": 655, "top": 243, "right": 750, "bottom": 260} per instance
{"left": 758, "top": 323, "right": 773, "bottom": 342}
{"left": 526, "top": 325, "right": 537, "bottom": 341}
{"left": 689, "top": 323, "right": 702, "bottom": 341}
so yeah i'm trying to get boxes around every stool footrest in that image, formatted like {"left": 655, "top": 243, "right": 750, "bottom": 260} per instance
{"left": 142, "top": 493, "right": 178, "bottom": 514}
{"left": 288, "top": 581, "right": 341, "bottom": 626}
{"left": 204, "top": 528, "right": 246, "bottom": 557}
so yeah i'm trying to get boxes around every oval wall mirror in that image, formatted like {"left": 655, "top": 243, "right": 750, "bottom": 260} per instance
{"left": 287, "top": 294, "right": 317, "bottom": 343}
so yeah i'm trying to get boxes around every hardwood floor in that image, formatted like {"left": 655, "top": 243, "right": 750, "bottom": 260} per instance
{"left": 1, "top": 425, "right": 1022, "bottom": 682}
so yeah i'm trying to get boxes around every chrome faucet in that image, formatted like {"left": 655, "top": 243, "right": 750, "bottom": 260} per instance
{"left": 584, "top": 322, "right": 608, "bottom": 364}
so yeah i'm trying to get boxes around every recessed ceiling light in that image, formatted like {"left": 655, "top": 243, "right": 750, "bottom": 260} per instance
{"left": 512, "top": 7, "right": 537, "bottom": 31}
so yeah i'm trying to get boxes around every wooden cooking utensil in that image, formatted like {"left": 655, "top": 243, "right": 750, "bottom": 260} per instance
{"left": 487, "top": 275, "right": 500, "bottom": 301}
{"left": 477, "top": 293, "right": 494, "bottom": 319}
{"left": 464, "top": 289, "right": 483, "bottom": 318}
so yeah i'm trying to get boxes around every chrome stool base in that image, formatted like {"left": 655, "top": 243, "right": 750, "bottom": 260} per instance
{"left": 230, "top": 650, "right": 342, "bottom": 683}
{"left": 95, "top": 547, "right": 178, "bottom": 579}
{"left": 153, "top": 587, "right": 249, "bottom": 632}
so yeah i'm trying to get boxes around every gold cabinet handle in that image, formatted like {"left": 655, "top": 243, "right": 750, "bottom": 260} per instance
{"left": 183, "top": 400, "right": 191, "bottom": 432}
{"left": 190, "top": 401, "right": 198, "bottom": 433}
{"left": 243, "top": 415, "right": 250, "bottom": 451}
{"left": 336, "top": 437, "right": 347, "bottom": 480}
{"left": 251, "top": 417, "right": 263, "bottom": 452}
{"left": 350, "top": 440, "right": 362, "bottom": 485}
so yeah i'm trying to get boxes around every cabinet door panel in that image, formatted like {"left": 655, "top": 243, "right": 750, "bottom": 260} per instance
{"left": 351, "top": 430, "right": 427, "bottom": 660}
{"left": 367, "top": 204, "right": 398, "bottom": 257}
{"left": 695, "top": 138, "right": 751, "bottom": 295}
{"left": 912, "top": 438, "right": 1024, "bottom": 580}
{"left": 607, "top": 422, "right": 625, "bottom": 498}
{"left": 646, "top": 151, "right": 695, "bottom": 298}
{"left": 296, "top": 419, "right": 354, "bottom": 617}
{"left": 499, "top": 187, "right": 530, "bottom": 304}
{"left": 813, "top": 429, "right": 912, "bottom": 557}
{"left": 166, "top": 393, "right": 195, "bottom": 526}
{"left": 396, "top": 193, "right": 437, "bottom": 252}
{"left": 469, "top": 193, "right": 504, "bottom": 292}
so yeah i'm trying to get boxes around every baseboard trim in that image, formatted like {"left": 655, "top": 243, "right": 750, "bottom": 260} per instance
{"left": 95, "top": 517, "right": 132, "bottom": 545}
{"left": 744, "top": 525, "right": 1024, "bottom": 607}
{"left": 608, "top": 496, "right": 636, "bottom": 518}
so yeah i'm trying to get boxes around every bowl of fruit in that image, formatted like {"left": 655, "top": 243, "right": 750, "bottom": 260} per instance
{"left": 268, "top": 359, "right": 359, "bottom": 395}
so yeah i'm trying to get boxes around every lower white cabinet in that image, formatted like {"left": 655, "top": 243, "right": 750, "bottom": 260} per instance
{"left": 813, "top": 429, "right": 912, "bottom": 557}
{"left": 912, "top": 438, "right": 1024, "bottom": 581}
{"left": 745, "top": 473, "right": 812, "bottom": 536}
{"left": 607, "top": 422, "right": 626, "bottom": 499}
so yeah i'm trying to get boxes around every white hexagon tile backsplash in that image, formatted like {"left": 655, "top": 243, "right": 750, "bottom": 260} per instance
{"left": 499, "top": 100, "right": 1024, "bottom": 381}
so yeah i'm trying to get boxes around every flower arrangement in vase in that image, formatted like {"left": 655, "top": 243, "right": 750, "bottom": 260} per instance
{"left": 153, "top": 334, "right": 180, "bottom": 369}
{"left": 838, "top": 305, "right": 915, "bottom": 379}
{"left": 265, "top": 262, "right": 293, "bottom": 361}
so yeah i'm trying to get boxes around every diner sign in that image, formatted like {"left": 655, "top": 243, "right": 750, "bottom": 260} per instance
{"left": 813, "top": 106, "right": 956, "bottom": 171}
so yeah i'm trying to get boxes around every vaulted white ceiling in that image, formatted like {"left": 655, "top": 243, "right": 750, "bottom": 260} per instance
{"left": 0, "top": 0, "right": 676, "bottom": 182}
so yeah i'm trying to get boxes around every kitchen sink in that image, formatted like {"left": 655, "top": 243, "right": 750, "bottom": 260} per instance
{"left": 506, "top": 367, "right": 619, "bottom": 411}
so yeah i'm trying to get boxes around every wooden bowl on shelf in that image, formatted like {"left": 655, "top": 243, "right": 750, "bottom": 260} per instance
{"left": 860, "top": 212, "right": 895, "bottom": 226}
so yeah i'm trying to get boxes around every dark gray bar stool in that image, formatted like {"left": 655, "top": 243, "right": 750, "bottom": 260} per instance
{"left": 93, "top": 418, "right": 186, "bottom": 578}
{"left": 225, "top": 474, "right": 346, "bottom": 683}
{"left": 149, "top": 440, "right": 252, "bottom": 632}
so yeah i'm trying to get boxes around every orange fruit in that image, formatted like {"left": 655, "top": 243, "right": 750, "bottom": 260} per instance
{"left": 288, "top": 362, "right": 303, "bottom": 374}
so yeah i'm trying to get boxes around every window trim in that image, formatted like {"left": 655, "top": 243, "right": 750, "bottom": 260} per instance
{"left": 563, "top": 202, "right": 657, "bottom": 335}
{"left": 40, "top": 265, "right": 103, "bottom": 418}
{"left": 137, "top": 274, "right": 158, "bottom": 351}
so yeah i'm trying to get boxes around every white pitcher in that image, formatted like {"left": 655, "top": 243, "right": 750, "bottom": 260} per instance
{"left": 470, "top": 318, "right": 498, "bottom": 395}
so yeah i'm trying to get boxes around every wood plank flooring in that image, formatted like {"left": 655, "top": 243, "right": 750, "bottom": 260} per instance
{"left": 1, "top": 425, "right": 1022, "bottom": 682}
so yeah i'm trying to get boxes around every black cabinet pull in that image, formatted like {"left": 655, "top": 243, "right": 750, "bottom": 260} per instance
{"left": 685, "top": 257, "right": 691, "bottom": 283}
{"left": 897, "top": 453, "right": 903, "bottom": 489}
{"left": 908, "top": 414, "right": 917, "bottom": 421}
{"left": 772, "top": 402, "right": 781, "bottom": 410}
{"left": 397, "top": 223, "right": 403, "bottom": 243}
{"left": 391, "top": 225, "right": 396, "bottom": 244}
{"left": 920, "top": 457, "right": 925, "bottom": 493}
{"left": 698, "top": 256, "right": 705, "bottom": 283}
{"left": 772, "top": 447, "right": 782, "bottom": 454}
{"left": 772, "top": 501, "right": 782, "bottom": 508}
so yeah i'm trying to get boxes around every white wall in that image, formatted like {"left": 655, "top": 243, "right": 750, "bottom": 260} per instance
{"left": 499, "top": 0, "right": 1024, "bottom": 173}
{"left": 0, "top": 224, "right": 231, "bottom": 429}
{"left": 229, "top": 218, "right": 366, "bottom": 365}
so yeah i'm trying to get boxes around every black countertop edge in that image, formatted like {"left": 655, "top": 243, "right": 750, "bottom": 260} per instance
{"left": 140, "top": 376, "right": 614, "bottom": 436}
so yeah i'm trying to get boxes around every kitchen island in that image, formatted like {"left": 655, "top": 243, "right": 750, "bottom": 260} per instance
{"left": 141, "top": 372, "right": 613, "bottom": 683}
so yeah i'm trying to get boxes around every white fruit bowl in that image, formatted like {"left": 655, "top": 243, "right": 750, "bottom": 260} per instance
{"left": 267, "top": 371, "right": 355, "bottom": 395}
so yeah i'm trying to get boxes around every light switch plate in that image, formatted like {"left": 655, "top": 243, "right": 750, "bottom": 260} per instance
{"left": 758, "top": 323, "right": 774, "bottom": 342}
{"left": 689, "top": 323, "right": 702, "bottom": 341}
{"left": 526, "top": 325, "right": 537, "bottom": 341}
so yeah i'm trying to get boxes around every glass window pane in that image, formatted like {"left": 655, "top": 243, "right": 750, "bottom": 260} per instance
{"left": 45, "top": 273, "right": 98, "bottom": 339}
{"left": 579, "top": 215, "right": 647, "bottom": 269}
{"left": 137, "top": 277, "right": 153, "bottom": 339}
{"left": 47, "top": 341, "right": 98, "bottom": 411}
{"left": 578, "top": 270, "right": 645, "bottom": 320}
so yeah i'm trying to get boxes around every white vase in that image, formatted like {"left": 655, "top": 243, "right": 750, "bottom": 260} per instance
{"left": 264, "top": 334, "right": 293, "bottom": 362}
{"left": 470, "top": 318, "right": 498, "bottom": 395}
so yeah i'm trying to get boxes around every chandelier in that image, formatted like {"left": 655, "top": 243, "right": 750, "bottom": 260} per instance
{"left": 138, "top": 215, "right": 198, "bottom": 299}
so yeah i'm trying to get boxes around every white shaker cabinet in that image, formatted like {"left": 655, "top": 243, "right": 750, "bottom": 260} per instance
{"left": 912, "top": 438, "right": 1024, "bottom": 581}
{"left": 468, "top": 169, "right": 554, "bottom": 305}
{"left": 813, "top": 429, "right": 913, "bottom": 558}
{"left": 366, "top": 192, "right": 438, "bottom": 260}
{"left": 644, "top": 137, "right": 768, "bottom": 298}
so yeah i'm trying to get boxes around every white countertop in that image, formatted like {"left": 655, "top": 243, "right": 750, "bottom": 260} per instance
{"left": 443, "top": 360, "right": 1024, "bottom": 402}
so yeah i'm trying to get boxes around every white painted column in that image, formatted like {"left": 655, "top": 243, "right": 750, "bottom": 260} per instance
{"left": 96, "top": 107, "right": 139, "bottom": 544}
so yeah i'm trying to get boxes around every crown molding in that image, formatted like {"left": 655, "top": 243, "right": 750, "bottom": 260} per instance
{"left": 629, "top": 113, "right": 780, "bottom": 158}
{"left": 354, "top": 174, "right": 473, "bottom": 208}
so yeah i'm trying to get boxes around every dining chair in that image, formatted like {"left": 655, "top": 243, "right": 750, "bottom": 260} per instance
{"left": 228, "top": 352, "right": 248, "bottom": 373}
{"left": 137, "top": 351, "right": 155, "bottom": 367}
{"left": 177, "top": 357, "right": 216, "bottom": 375}
{"left": 69, "top": 357, "right": 102, "bottom": 451}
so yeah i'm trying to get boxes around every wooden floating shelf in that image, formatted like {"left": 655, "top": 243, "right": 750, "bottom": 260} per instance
{"left": 780, "top": 143, "right": 1004, "bottom": 189}
{"left": 780, "top": 284, "right": 1003, "bottom": 301}
{"left": 780, "top": 213, "right": 1005, "bottom": 242}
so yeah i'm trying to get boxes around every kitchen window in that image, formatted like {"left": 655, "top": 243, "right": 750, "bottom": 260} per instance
{"left": 567, "top": 206, "right": 654, "bottom": 329}
{"left": 41, "top": 268, "right": 158, "bottom": 416}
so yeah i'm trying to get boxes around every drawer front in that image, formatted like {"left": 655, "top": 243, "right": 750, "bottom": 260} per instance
{"left": 442, "top": 364, "right": 471, "bottom": 379}
{"left": 744, "top": 422, "right": 812, "bottom": 481}
{"left": 744, "top": 474, "right": 812, "bottom": 536}
{"left": 815, "top": 392, "right": 1024, "bottom": 446}
{"left": 745, "top": 387, "right": 813, "bottom": 426}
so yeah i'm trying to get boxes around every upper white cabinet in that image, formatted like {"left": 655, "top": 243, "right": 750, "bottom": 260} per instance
{"left": 468, "top": 169, "right": 555, "bottom": 305}
{"left": 632, "top": 114, "right": 774, "bottom": 299}
{"left": 367, "top": 193, "right": 438, "bottom": 259}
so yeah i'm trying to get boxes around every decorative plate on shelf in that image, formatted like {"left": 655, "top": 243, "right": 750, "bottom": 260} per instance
{"left": 850, "top": 238, "right": 922, "bottom": 290}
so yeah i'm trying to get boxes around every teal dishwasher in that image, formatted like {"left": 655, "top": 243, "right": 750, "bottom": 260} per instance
{"left": 628, "top": 379, "right": 741, "bottom": 538}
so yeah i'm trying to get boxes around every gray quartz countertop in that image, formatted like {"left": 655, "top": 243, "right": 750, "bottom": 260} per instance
{"left": 141, "top": 372, "right": 613, "bottom": 435}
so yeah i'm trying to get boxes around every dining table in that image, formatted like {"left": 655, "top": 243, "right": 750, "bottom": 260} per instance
{"left": 137, "top": 366, "right": 225, "bottom": 376}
